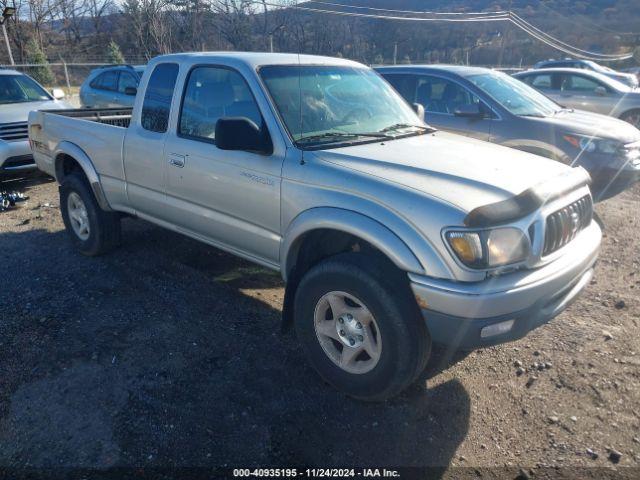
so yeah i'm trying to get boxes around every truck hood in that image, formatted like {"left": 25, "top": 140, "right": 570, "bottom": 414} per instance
{"left": 0, "top": 100, "right": 70, "bottom": 124}
{"left": 313, "top": 131, "right": 574, "bottom": 213}
{"left": 540, "top": 108, "right": 640, "bottom": 144}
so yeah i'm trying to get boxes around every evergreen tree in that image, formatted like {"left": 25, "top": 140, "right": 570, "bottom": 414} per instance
{"left": 107, "top": 41, "right": 126, "bottom": 64}
{"left": 26, "top": 40, "right": 54, "bottom": 86}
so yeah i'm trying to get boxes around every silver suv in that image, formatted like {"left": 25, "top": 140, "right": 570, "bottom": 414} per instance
{"left": 0, "top": 69, "right": 70, "bottom": 175}
{"left": 79, "top": 65, "right": 145, "bottom": 108}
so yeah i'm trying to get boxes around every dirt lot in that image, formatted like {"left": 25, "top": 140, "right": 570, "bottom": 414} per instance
{"left": 1, "top": 174, "right": 639, "bottom": 477}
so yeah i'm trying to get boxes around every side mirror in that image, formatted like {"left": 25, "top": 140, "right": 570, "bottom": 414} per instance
{"left": 51, "top": 88, "right": 65, "bottom": 100}
{"left": 454, "top": 103, "right": 484, "bottom": 118}
{"left": 124, "top": 86, "right": 137, "bottom": 96}
{"left": 412, "top": 102, "right": 425, "bottom": 121}
{"left": 594, "top": 86, "right": 607, "bottom": 96}
{"left": 215, "top": 117, "right": 272, "bottom": 155}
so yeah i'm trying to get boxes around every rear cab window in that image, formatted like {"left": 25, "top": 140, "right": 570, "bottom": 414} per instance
{"left": 141, "top": 63, "right": 179, "bottom": 133}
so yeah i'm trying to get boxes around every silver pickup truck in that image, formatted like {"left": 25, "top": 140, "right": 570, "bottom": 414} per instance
{"left": 29, "top": 53, "right": 601, "bottom": 400}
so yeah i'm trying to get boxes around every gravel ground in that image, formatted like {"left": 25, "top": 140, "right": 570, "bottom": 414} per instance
{"left": 0, "top": 174, "right": 639, "bottom": 477}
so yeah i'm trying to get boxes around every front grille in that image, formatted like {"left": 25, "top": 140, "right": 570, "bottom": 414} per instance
{"left": 543, "top": 195, "right": 593, "bottom": 256}
{"left": 0, "top": 122, "right": 28, "bottom": 141}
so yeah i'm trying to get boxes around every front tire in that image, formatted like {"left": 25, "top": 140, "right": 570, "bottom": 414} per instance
{"left": 294, "top": 253, "right": 431, "bottom": 401}
{"left": 60, "top": 172, "right": 121, "bottom": 256}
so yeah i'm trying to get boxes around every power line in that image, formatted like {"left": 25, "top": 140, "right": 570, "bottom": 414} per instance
{"left": 511, "top": 13, "right": 632, "bottom": 60}
{"left": 265, "top": 2, "right": 633, "bottom": 61}
{"left": 303, "top": 1, "right": 507, "bottom": 16}
{"left": 510, "top": 14, "right": 633, "bottom": 61}
{"left": 263, "top": 2, "right": 511, "bottom": 22}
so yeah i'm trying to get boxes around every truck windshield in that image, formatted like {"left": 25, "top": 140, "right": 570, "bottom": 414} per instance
{"left": 468, "top": 72, "right": 560, "bottom": 118}
{"left": 260, "top": 65, "right": 427, "bottom": 148}
{"left": 0, "top": 74, "right": 52, "bottom": 104}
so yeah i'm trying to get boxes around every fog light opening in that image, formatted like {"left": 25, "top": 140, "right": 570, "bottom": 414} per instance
{"left": 480, "top": 320, "right": 515, "bottom": 338}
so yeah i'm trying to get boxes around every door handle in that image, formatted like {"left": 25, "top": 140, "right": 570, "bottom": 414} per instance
{"left": 169, "top": 153, "right": 186, "bottom": 168}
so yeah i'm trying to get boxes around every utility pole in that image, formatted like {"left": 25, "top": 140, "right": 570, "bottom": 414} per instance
{"left": 393, "top": 42, "right": 398, "bottom": 65}
{"left": 498, "top": 0, "right": 513, "bottom": 67}
{"left": 0, "top": 6, "right": 15, "bottom": 66}
{"left": 1, "top": 23, "right": 13, "bottom": 65}
{"left": 269, "top": 34, "right": 274, "bottom": 53}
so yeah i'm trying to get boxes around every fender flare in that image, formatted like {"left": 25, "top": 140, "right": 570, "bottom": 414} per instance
{"left": 281, "top": 207, "right": 425, "bottom": 282}
{"left": 53, "top": 141, "right": 113, "bottom": 211}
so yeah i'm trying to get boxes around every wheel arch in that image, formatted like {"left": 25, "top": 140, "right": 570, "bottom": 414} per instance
{"left": 279, "top": 208, "right": 427, "bottom": 333}
{"left": 281, "top": 207, "right": 425, "bottom": 283}
{"left": 53, "top": 141, "right": 113, "bottom": 211}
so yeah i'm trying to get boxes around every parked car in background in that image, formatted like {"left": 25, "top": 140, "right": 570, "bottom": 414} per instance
{"left": 532, "top": 59, "right": 639, "bottom": 88}
{"left": 79, "top": 64, "right": 145, "bottom": 108}
{"left": 0, "top": 69, "right": 70, "bottom": 176}
{"left": 30, "top": 52, "right": 600, "bottom": 400}
{"left": 378, "top": 65, "right": 640, "bottom": 202}
{"left": 514, "top": 68, "right": 640, "bottom": 129}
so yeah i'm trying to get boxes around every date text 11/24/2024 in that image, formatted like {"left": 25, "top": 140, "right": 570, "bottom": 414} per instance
{"left": 233, "top": 468, "right": 400, "bottom": 477}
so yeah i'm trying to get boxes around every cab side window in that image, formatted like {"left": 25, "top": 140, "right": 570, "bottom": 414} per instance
{"left": 141, "top": 63, "right": 179, "bottom": 133}
{"left": 90, "top": 71, "right": 118, "bottom": 91}
{"left": 416, "top": 76, "right": 480, "bottom": 115}
{"left": 179, "top": 66, "right": 262, "bottom": 143}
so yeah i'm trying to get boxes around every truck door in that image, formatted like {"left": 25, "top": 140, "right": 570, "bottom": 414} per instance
{"left": 123, "top": 62, "right": 179, "bottom": 216}
{"left": 162, "top": 65, "right": 283, "bottom": 265}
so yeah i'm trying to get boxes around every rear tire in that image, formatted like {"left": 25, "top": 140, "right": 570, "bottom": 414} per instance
{"left": 294, "top": 252, "right": 431, "bottom": 401}
{"left": 60, "top": 172, "right": 121, "bottom": 256}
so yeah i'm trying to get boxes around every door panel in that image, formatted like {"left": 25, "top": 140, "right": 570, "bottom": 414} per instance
{"left": 163, "top": 65, "right": 283, "bottom": 264}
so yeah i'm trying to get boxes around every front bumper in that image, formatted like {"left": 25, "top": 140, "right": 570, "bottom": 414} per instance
{"left": 0, "top": 140, "right": 36, "bottom": 173}
{"left": 409, "top": 222, "right": 601, "bottom": 350}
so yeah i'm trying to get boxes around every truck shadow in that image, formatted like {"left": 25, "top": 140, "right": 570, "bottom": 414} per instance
{"left": 0, "top": 220, "right": 470, "bottom": 472}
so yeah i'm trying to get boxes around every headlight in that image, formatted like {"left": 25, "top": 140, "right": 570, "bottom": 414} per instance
{"left": 563, "top": 134, "right": 623, "bottom": 155}
{"left": 445, "top": 227, "right": 530, "bottom": 269}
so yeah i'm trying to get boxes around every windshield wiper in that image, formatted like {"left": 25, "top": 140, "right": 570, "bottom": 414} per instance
{"left": 379, "top": 123, "right": 434, "bottom": 133}
{"left": 298, "top": 131, "right": 392, "bottom": 143}
{"left": 553, "top": 107, "right": 574, "bottom": 115}
{"left": 519, "top": 113, "right": 546, "bottom": 118}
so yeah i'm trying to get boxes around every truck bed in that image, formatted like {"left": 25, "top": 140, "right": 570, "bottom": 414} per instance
{"left": 40, "top": 108, "right": 132, "bottom": 128}
{"left": 29, "top": 107, "right": 130, "bottom": 187}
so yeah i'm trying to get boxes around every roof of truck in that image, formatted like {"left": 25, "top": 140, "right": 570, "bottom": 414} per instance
{"left": 151, "top": 51, "right": 364, "bottom": 69}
